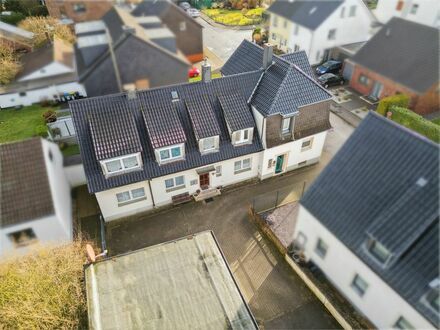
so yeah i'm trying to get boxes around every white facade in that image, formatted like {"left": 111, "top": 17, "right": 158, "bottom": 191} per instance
{"left": 269, "top": 0, "right": 375, "bottom": 64}
{"left": 0, "top": 140, "right": 72, "bottom": 256}
{"left": 293, "top": 206, "right": 435, "bottom": 329}
{"left": 374, "top": 0, "right": 440, "bottom": 28}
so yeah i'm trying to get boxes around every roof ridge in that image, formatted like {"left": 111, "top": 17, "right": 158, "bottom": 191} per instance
{"left": 289, "top": 62, "right": 332, "bottom": 96}
{"left": 267, "top": 61, "right": 291, "bottom": 115}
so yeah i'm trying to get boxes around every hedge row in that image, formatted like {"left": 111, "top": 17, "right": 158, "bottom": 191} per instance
{"left": 376, "top": 94, "right": 410, "bottom": 116}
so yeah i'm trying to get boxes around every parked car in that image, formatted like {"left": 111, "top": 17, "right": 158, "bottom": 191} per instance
{"left": 188, "top": 67, "right": 200, "bottom": 78}
{"left": 179, "top": 2, "right": 191, "bottom": 10}
{"left": 315, "top": 60, "right": 342, "bottom": 75}
{"left": 187, "top": 8, "right": 200, "bottom": 17}
{"left": 317, "top": 73, "right": 345, "bottom": 88}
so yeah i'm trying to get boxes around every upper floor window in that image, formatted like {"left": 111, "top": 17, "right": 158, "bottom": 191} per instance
{"left": 410, "top": 4, "right": 419, "bottom": 14}
{"left": 271, "top": 33, "right": 276, "bottom": 40}
{"left": 283, "top": 20, "right": 288, "bottom": 28}
{"left": 315, "top": 238, "right": 328, "bottom": 258}
{"left": 328, "top": 29, "right": 336, "bottom": 40}
{"left": 349, "top": 5, "right": 357, "bottom": 17}
{"left": 158, "top": 144, "right": 183, "bottom": 163}
{"left": 102, "top": 154, "right": 141, "bottom": 176}
{"left": 273, "top": 16, "right": 278, "bottom": 27}
{"left": 340, "top": 7, "right": 345, "bottom": 18}
{"left": 202, "top": 137, "right": 216, "bottom": 152}
{"left": 73, "top": 2, "right": 86, "bottom": 13}
{"left": 179, "top": 21, "right": 186, "bottom": 31}
{"left": 116, "top": 187, "right": 146, "bottom": 206}
{"left": 294, "top": 44, "right": 300, "bottom": 52}
{"left": 281, "top": 117, "right": 291, "bottom": 134}
{"left": 8, "top": 228, "right": 37, "bottom": 247}
{"left": 396, "top": 0, "right": 404, "bottom": 11}
{"left": 351, "top": 274, "right": 368, "bottom": 297}
{"left": 235, "top": 129, "right": 251, "bottom": 145}
{"left": 394, "top": 316, "right": 414, "bottom": 329}
{"left": 369, "top": 240, "right": 391, "bottom": 264}
{"left": 294, "top": 25, "right": 299, "bottom": 35}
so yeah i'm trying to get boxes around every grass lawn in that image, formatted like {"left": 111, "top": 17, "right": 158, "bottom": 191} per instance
{"left": 189, "top": 72, "right": 222, "bottom": 83}
{"left": 202, "top": 8, "right": 264, "bottom": 26}
{"left": 431, "top": 117, "right": 440, "bottom": 126}
{"left": 0, "top": 105, "right": 58, "bottom": 144}
{"left": 61, "top": 144, "right": 80, "bottom": 156}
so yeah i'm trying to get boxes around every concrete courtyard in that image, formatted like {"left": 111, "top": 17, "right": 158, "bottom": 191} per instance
{"left": 86, "top": 114, "right": 354, "bottom": 329}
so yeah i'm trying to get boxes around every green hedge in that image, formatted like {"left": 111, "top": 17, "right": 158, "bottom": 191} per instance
{"left": 389, "top": 106, "right": 440, "bottom": 143}
{"left": 376, "top": 94, "right": 410, "bottom": 116}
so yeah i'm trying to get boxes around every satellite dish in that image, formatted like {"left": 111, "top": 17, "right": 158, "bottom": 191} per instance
{"left": 86, "top": 244, "right": 96, "bottom": 263}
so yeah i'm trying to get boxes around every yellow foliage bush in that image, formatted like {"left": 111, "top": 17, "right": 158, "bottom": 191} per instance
{"left": 203, "top": 8, "right": 264, "bottom": 26}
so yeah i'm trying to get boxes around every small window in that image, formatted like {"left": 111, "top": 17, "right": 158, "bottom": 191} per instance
{"left": 410, "top": 4, "right": 418, "bottom": 14}
{"left": 273, "top": 16, "right": 278, "bottom": 27}
{"left": 179, "top": 21, "right": 186, "bottom": 31}
{"left": 48, "top": 150, "right": 53, "bottom": 162}
{"left": 351, "top": 274, "right": 368, "bottom": 297}
{"left": 19, "top": 91, "right": 26, "bottom": 97}
{"left": 369, "top": 240, "right": 390, "bottom": 264}
{"left": 116, "top": 187, "right": 146, "bottom": 206}
{"left": 349, "top": 5, "right": 356, "bottom": 17}
{"left": 358, "top": 74, "right": 369, "bottom": 86}
{"left": 234, "top": 158, "right": 251, "bottom": 174}
{"left": 215, "top": 165, "right": 222, "bottom": 177}
{"left": 267, "top": 159, "right": 272, "bottom": 169}
{"left": 328, "top": 29, "right": 336, "bottom": 40}
{"left": 165, "top": 175, "right": 185, "bottom": 191}
{"left": 73, "top": 3, "right": 86, "bottom": 13}
{"left": 301, "top": 138, "right": 313, "bottom": 151}
{"left": 283, "top": 20, "right": 288, "bottom": 28}
{"left": 294, "top": 44, "right": 300, "bottom": 52}
{"left": 190, "top": 179, "right": 198, "bottom": 186}
{"left": 428, "top": 291, "right": 439, "bottom": 312}
{"left": 315, "top": 238, "right": 328, "bottom": 258}
{"left": 8, "top": 229, "right": 37, "bottom": 247}
{"left": 203, "top": 137, "right": 216, "bottom": 152}
{"left": 316, "top": 50, "right": 321, "bottom": 61}
{"left": 396, "top": 0, "right": 404, "bottom": 11}
{"left": 281, "top": 117, "right": 291, "bottom": 134}
{"left": 394, "top": 316, "right": 414, "bottom": 329}
{"left": 294, "top": 25, "right": 299, "bottom": 35}
{"left": 171, "top": 90, "right": 179, "bottom": 100}
{"left": 272, "top": 33, "right": 276, "bottom": 40}
{"left": 340, "top": 7, "right": 345, "bottom": 18}
{"left": 309, "top": 6, "right": 317, "bottom": 15}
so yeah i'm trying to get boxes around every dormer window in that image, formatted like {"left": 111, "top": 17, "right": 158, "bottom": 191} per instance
{"left": 234, "top": 128, "right": 252, "bottom": 145}
{"left": 101, "top": 153, "right": 142, "bottom": 177}
{"left": 156, "top": 144, "right": 184, "bottom": 164}
{"left": 282, "top": 117, "right": 292, "bottom": 135}
{"left": 200, "top": 136, "right": 219, "bottom": 154}
{"left": 422, "top": 279, "right": 440, "bottom": 315}
{"left": 369, "top": 240, "right": 390, "bottom": 263}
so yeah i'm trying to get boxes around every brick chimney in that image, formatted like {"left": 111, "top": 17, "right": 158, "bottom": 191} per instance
{"left": 202, "top": 58, "right": 211, "bottom": 83}
{"left": 263, "top": 43, "right": 273, "bottom": 70}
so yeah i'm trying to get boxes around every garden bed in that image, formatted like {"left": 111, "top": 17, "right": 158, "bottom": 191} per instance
{"left": 202, "top": 8, "right": 264, "bottom": 26}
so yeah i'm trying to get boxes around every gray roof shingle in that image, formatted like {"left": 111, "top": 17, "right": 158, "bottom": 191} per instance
{"left": 301, "top": 112, "right": 440, "bottom": 326}
{"left": 267, "top": 0, "right": 343, "bottom": 31}
{"left": 0, "top": 138, "right": 54, "bottom": 228}
{"left": 351, "top": 17, "right": 439, "bottom": 94}
{"left": 185, "top": 95, "right": 221, "bottom": 139}
{"left": 218, "top": 93, "right": 256, "bottom": 132}
{"left": 280, "top": 50, "right": 315, "bottom": 78}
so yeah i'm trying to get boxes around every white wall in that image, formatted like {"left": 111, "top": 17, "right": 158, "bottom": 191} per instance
{"left": 374, "top": 0, "right": 440, "bottom": 27}
{"left": 0, "top": 215, "right": 70, "bottom": 257}
{"left": 252, "top": 106, "right": 266, "bottom": 149}
{"left": 95, "top": 181, "right": 154, "bottom": 221}
{"left": 0, "top": 82, "right": 86, "bottom": 109}
{"left": 18, "top": 62, "right": 73, "bottom": 82}
{"left": 294, "top": 206, "right": 435, "bottom": 329}
{"left": 64, "top": 163, "right": 87, "bottom": 187}
{"left": 260, "top": 131, "right": 327, "bottom": 180}
{"left": 41, "top": 139, "right": 73, "bottom": 240}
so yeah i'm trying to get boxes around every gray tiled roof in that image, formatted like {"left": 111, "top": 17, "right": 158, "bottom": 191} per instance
{"left": 0, "top": 138, "right": 54, "bottom": 228}
{"left": 88, "top": 97, "right": 143, "bottom": 161}
{"left": 185, "top": 95, "right": 221, "bottom": 139}
{"left": 71, "top": 71, "right": 263, "bottom": 193}
{"left": 301, "top": 112, "right": 440, "bottom": 326}
{"left": 218, "top": 93, "right": 256, "bottom": 132}
{"left": 351, "top": 17, "right": 439, "bottom": 94}
{"left": 280, "top": 51, "right": 315, "bottom": 78}
{"left": 267, "top": 0, "right": 343, "bottom": 31}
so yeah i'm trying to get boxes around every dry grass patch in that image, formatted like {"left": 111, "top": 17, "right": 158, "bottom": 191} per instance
{"left": 0, "top": 241, "right": 89, "bottom": 329}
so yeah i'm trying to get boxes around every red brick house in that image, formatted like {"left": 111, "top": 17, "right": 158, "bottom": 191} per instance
{"left": 45, "top": 0, "right": 113, "bottom": 23}
{"left": 346, "top": 17, "right": 439, "bottom": 115}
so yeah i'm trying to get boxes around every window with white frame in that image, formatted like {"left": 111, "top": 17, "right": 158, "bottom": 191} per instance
{"left": 158, "top": 145, "right": 183, "bottom": 162}
{"left": 394, "top": 316, "right": 414, "bottom": 329}
{"left": 410, "top": 4, "right": 418, "bottom": 14}
{"left": 281, "top": 117, "right": 291, "bottom": 134}
{"left": 294, "top": 44, "right": 300, "bottom": 51}
{"left": 294, "top": 25, "right": 299, "bottom": 35}
{"left": 234, "top": 158, "right": 251, "bottom": 174}
{"left": 328, "top": 29, "right": 337, "bottom": 40}
{"left": 235, "top": 129, "right": 251, "bottom": 145}
{"left": 215, "top": 165, "right": 222, "bottom": 177}
{"left": 116, "top": 187, "right": 146, "bottom": 206}
{"left": 349, "top": 5, "right": 356, "bottom": 17}
{"left": 165, "top": 175, "right": 185, "bottom": 191}
{"left": 283, "top": 20, "right": 288, "bottom": 28}
{"left": 301, "top": 138, "right": 313, "bottom": 151}
{"left": 316, "top": 50, "right": 321, "bottom": 61}
{"left": 202, "top": 137, "right": 217, "bottom": 152}
{"left": 8, "top": 228, "right": 37, "bottom": 247}
{"left": 179, "top": 21, "right": 186, "bottom": 31}
{"left": 358, "top": 74, "right": 370, "bottom": 86}
{"left": 351, "top": 274, "right": 368, "bottom": 297}
{"left": 315, "top": 238, "right": 328, "bottom": 258}
{"left": 272, "top": 33, "right": 276, "bottom": 40}
{"left": 102, "top": 154, "right": 141, "bottom": 176}
{"left": 273, "top": 16, "right": 278, "bottom": 27}
{"left": 340, "top": 6, "right": 345, "bottom": 18}
{"left": 369, "top": 240, "right": 391, "bottom": 264}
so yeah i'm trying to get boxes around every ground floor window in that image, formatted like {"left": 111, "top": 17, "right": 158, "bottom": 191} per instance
{"left": 351, "top": 274, "right": 369, "bottom": 297}
{"left": 234, "top": 158, "right": 251, "bottom": 174}
{"left": 301, "top": 138, "right": 313, "bottom": 151}
{"left": 8, "top": 228, "right": 37, "bottom": 247}
{"left": 315, "top": 238, "right": 328, "bottom": 258}
{"left": 165, "top": 175, "right": 185, "bottom": 191}
{"left": 215, "top": 165, "right": 222, "bottom": 177}
{"left": 358, "top": 74, "right": 370, "bottom": 86}
{"left": 116, "top": 187, "right": 146, "bottom": 206}
{"left": 394, "top": 316, "right": 413, "bottom": 329}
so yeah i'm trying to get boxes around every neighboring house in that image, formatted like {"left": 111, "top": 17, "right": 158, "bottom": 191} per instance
{"left": 267, "top": 0, "right": 375, "bottom": 65}
{"left": 0, "top": 21, "right": 34, "bottom": 52}
{"left": 132, "top": 0, "right": 204, "bottom": 63}
{"left": 71, "top": 40, "right": 332, "bottom": 221}
{"left": 74, "top": 7, "right": 189, "bottom": 97}
{"left": 293, "top": 112, "right": 439, "bottom": 329}
{"left": 347, "top": 17, "right": 439, "bottom": 115}
{"left": 45, "top": 0, "right": 113, "bottom": 23}
{"left": 374, "top": 0, "right": 440, "bottom": 28}
{"left": 0, "top": 38, "right": 86, "bottom": 109}
{"left": 0, "top": 138, "right": 73, "bottom": 257}
{"left": 85, "top": 231, "right": 258, "bottom": 329}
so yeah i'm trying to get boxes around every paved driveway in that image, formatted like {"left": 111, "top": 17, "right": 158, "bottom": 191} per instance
{"left": 103, "top": 114, "right": 353, "bottom": 329}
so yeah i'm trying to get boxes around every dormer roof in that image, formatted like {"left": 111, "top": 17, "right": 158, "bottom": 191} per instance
{"left": 185, "top": 95, "right": 221, "bottom": 140}
{"left": 218, "top": 93, "right": 256, "bottom": 132}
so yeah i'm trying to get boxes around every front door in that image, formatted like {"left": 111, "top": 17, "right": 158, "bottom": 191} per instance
{"left": 370, "top": 81, "right": 383, "bottom": 99}
{"left": 199, "top": 173, "right": 210, "bottom": 190}
{"left": 275, "top": 155, "right": 284, "bottom": 174}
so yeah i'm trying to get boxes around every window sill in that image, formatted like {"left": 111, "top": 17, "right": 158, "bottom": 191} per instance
{"left": 104, "top": 167, "right": 142, "bottom": 178}
{"left": 13, "top": 239, "right": 38, "bottom": 248}
{"left": 234, "top": 167, "right": 251, "bottom": 175}
{"left": 159, "top": 157, "right": 185, "bottom": 165}
{"left": 118, "top": 197, "right": 147, "bottom": 207}
{"left": 166, "top": 185, "right": 186, "bottom": 193}
{"left": 301, "top": 146, "right": 312, "bottom": 152}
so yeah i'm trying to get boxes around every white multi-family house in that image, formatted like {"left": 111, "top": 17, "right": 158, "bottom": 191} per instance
{"left": 71, "top": 40, "right": 333, "bottom": 221}
{"left": 0, "top": 38, "right": 86, "bottom": 109}
{"left": 293, "top": 112, "right": 439, "bottom": 329}
{"left": 267, "top": 0, "right": 375, "bottom": 65}
{"left": 0, "top": 138, "right": 73, "bottom": 256}
{"left": 374, "top": 0, "right": 440, "bottom": 28}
